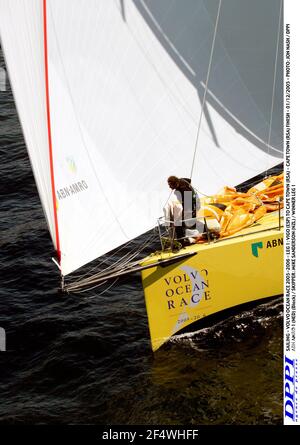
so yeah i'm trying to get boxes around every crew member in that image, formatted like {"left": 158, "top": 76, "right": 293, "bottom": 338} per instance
{"left": 164, "top": 176, "right": 201, "bottom": 244}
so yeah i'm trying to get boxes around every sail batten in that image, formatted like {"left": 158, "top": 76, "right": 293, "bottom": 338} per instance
{"left": 0, "top": 0, "right": 283, "bottom": 276}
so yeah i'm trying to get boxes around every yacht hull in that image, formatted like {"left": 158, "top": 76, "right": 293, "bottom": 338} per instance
{"left": 141, "top": 212, "right": 283, "bottom": 351}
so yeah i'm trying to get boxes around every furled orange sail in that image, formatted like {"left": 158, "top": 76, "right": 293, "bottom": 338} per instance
{"left": 196, "top": 173, "right": 283, "bottom": 241}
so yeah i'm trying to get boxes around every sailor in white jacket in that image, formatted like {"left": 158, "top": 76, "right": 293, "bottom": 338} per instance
{"left": 164, "top": 176, "right": 202, "bottom": 244}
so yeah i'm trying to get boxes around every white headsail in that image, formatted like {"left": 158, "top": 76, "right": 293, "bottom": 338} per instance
{"left": 0, "top": 0, "right": 283, "bottom": 276}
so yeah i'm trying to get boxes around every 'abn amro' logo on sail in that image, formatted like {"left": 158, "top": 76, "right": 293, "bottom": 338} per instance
{"left": 285, "top": 355, "right": 298, "bottom": 422}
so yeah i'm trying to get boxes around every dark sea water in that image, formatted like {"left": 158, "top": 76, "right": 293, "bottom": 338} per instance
{"left": 0, "top": 48, "right": 283, "bottom": 425}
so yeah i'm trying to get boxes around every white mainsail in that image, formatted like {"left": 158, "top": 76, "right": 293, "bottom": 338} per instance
{"left": 0, "top": 0, "right": 283, "bottom": 276}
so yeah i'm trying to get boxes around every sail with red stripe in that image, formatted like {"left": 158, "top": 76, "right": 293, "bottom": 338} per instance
{"left": 0, "top": 0, "right": 283, "bottom": 276}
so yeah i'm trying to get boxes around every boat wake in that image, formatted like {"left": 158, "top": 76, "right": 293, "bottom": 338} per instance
{"left": 170, "top": 296, "right": 283, "bottom": 350}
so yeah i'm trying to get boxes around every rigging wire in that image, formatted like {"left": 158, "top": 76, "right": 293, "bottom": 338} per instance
{"left": 66, "top": 234, "right": 148, "bottom": 285}
{"left": 190, "top": 0, "right": 222, "bottom": 180}
{"left": 65, "top": 229, "right": 158, "bottom": 292}
{"left": 265, "top": 0, "right": 283, "bottom": 178}
{"left": 82, "top": 278, "right": 119, "bottom": 297}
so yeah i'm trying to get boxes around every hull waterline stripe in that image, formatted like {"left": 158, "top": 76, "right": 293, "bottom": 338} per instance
{"left": 43, "top": 0, "right": 61, "bottom": 261}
